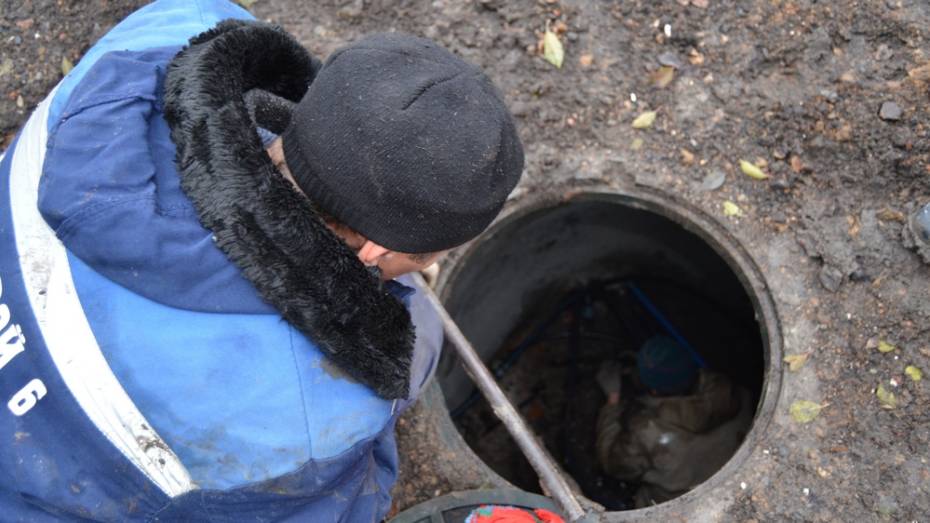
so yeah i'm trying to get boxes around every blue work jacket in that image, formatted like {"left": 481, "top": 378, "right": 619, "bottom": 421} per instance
{"left": 0, "top": 1, "right": 442, "bottom": 520}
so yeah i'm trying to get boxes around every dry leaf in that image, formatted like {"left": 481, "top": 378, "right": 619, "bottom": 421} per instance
{"left": 790, "top": 400, "right": 823, "bottom": 424}
{"left": 632, "top": 110, "right": 657, "bottom": 129}
{"left": 905, "top": 365, "right": 923, "bottom": 382}
{"left": 688, "top": 49, "right": 705, "bottom": 66}
{"left": 740, "top": 159, "right": 769, "bottom": 180}
{"left": 877, "top": 208, "right": 905, "bottom": 222}
{"left": 61, "top": 56, "right": 74, "bottom": 76}
{"left": 579, "top": 53, "right": 594, "bottom": 67}
{"left": 542, "top": 30, "right": 564, "bottom": 68}
{"left": 908, "top": 62, "right": 930, "bottom": 82}
{"left": 630, "top": 138, "right": 643, "bottom": 150}
{"left": 236, "top": 0, "right": 258, "bottom": 7}
{"left": 680, "top": 148, "right": 695, "bottom": 165}
{"left": 784, "top": 353, "right": 809, "bottom": 372}
{"left": 723, "top": 200, "right": 742, "bottom": 217}
{"left": 789, "top": 155, "right": 804, "bottom": 173}
{"left": 651, "top": 66, "right": 676, "bottom": 88}
{"left": 876, "top": 383, "right": 897, "bottom": 409}
{"left": 877, "top": 340, "right": 896, "bottom": 353}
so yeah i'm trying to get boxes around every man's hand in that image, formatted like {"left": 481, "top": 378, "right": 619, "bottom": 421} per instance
{"left": 596, "top": 362, "right": 622, "bottom": 404}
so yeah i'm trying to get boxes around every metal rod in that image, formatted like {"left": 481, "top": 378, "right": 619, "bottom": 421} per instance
{"left": 411, "top": 273, "right": 589, "bottom": 522}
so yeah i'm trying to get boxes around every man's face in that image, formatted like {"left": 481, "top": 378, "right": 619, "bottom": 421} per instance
{"left": 376, "top": 251, "right": 446, "bottom": 281}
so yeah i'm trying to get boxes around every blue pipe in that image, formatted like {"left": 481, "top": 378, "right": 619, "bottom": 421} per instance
{"left": 627, "top": 282, "right": 708, "bottom": 369}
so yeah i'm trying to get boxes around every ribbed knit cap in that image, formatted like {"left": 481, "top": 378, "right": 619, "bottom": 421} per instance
{"left": 281, "top": 33, "right": 524, "bottom": 253}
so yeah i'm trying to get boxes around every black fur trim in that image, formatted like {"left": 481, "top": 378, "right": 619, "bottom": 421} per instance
{"left": 163, "top": 20, "right": 414, "bottom": 400}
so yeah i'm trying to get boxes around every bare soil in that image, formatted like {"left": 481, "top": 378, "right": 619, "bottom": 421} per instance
{"left": 4, "top": 1, "right": 929, "bottom": 521}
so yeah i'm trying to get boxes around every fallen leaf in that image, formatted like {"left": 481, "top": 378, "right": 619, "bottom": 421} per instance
{"left": 542, "top": 30, "right": 564, "bottom": 68}
{"left": 790, "top": 400, "right": 823, "bottom": 424}
{"left": 579, "top": 53, "right": 594, "bottom": 67}
{"left": 630, "top": 138, "right": 643, "bottom": 150}
{"left": 688, "top": 49, "right": 705, "bottom": 66}
{"left": 61, "top": 56, "right": 74, "bottom": 76}
{"left": 723, "top": 200, "right": 742, "bottom": 217}
{"left": 905, "top": 365, "right": 923, "bottom": 382}
{"left": 632, "top": 110, "right": 657, "bottom": 129}
{"left": 236, "top": 0, "right": 258, "bottom": 7}
{"left": 908, "top": 62, "right": 930, "bottom": 83}
{"left": 680, "top": 148, "right": 695, "bottom": 165}
{"left": 789, "top": 155, "right": 804, "bottom": 173}
{"left": 0, "top": 58, "right": 12, "bottom": 77}
{"left": 740, "top": 159, "right": 769, "bottom": 180}
{"left": 876, "top": 383, "right": 897, "bottom": 409}
{"left": 784, "top": 353, "right": 809, "bottom": 372}
{"left": 691, "top": 0, "right": 709, "bottom": 7}
{"left": 651, "top": 66, "right": 676, "bottom": 88}
{"left": 877, "top": 340, "right": 896, "bottom": 353}
{"left": 847, "top": 214, "right": 860, "bottom": 238}
{"left": 877, "top": 208, "right": 905, "bottom": 222}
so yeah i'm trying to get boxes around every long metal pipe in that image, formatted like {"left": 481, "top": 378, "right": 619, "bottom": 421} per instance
{"left": 411, "top": 273, "right": 591, "bottom": 522}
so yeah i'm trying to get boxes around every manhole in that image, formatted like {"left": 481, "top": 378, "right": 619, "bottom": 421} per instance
{"left": 434, "top": 191, "right": 781, "bottom": 514}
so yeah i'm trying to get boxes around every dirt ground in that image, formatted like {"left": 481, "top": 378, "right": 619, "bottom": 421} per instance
{"left": 3, "top": 0, "right": 929, "bottom": 521}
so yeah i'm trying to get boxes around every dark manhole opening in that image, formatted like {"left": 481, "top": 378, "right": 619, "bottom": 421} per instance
{"left": 437, "top": 198, "right": 766, "bottom": 512}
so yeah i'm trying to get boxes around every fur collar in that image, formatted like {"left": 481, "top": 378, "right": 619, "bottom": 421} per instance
{"left": 163, "top": 20, "right": 414, "bottom": 400}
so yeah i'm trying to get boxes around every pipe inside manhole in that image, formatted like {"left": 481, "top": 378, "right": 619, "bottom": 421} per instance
{"left": 436, "top": 195, "right": 770, "bottom": 512}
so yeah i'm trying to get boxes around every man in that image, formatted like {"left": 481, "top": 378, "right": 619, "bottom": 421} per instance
{"left": 0, "top": 0, "right": 523, "bottom": 520}
{"left": 595, "top": 336, "right": 753, "bottom": 508}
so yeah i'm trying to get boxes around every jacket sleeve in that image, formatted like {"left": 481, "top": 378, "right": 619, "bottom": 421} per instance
{"left": 39, "top": 49, "right": 274, "bottom": 314}
{"left": 595, "top": 402, "right": 651, "bottom": 481}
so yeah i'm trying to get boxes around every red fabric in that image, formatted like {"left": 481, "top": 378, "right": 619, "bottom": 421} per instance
{"left": 534, "top": 508, "right": 564, "bottom": 523}
{"left": 466, "top": 505, "right": 565, "bottom": 523}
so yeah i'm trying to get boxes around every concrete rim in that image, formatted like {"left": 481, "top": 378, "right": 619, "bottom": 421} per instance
{"left": 434, "top": 185, "right": 784, "bottom": 520}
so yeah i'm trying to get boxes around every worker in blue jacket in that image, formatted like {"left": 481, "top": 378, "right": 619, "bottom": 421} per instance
{"left": 0, "top": 0, "right": 524, "bottom": 521}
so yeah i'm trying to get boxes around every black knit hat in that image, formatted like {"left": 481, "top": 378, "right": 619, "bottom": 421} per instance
{"left": 281, "top": 33, "right": 524, "bottom": 253}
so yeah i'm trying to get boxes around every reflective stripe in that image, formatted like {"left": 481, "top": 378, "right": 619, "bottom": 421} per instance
{"left": 8, "top": 86, "right": 196, "bottom": 497}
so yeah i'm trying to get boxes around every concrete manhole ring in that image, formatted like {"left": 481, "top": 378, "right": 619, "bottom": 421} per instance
{"left": 429, "top": 186, "right": 784, "bottom": 519}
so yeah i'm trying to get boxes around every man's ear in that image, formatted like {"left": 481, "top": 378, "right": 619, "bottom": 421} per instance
{"left": 358, "top": 241, "right": 390, "bottom": 266}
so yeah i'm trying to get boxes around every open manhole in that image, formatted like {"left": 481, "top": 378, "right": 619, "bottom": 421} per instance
{"left": 435, "top": 192, "right": 779, "bottom": 513}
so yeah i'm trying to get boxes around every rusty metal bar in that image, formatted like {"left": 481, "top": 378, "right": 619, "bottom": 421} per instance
{"left": 411, "top": 273, "right": 591, "bottom": 522}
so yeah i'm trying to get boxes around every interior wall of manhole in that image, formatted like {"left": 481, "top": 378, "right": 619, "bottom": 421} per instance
{"left": 436, "top": 196, "right": 769, "bottom": 512}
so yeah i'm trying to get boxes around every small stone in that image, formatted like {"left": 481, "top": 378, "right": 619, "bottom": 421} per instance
{"left": 771, "top": 177, "right": 792, "bottom": 191}
{"left": 16, "top": 95, "right": 24, "bottom": 108}
{"left": 15, "top": 18, "right": 34, "bottom": 31}
{"left": 509, "top": 101, "right": 530, "bottom": 117}
{"left": 879, "top": 101, "right": 902, "bottom": 121}
{"left": 911, "top": 202, "right": 930, "bottom": 242}
{"left": 700, "top": 169, "right": 726, "bottom": 191}
{"left": 819, "top": 264, "right": 843, "bottom": 292}
{"left": 820, "top": 89, "right": 839, "bottom": 103}
{"left": 658, "top": 51, "right": 684, "bottom": 69}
